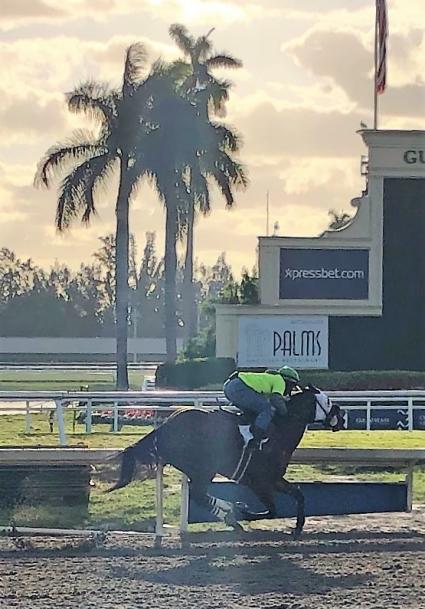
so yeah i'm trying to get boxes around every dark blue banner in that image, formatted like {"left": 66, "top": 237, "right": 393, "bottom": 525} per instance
{"left": 346, "top": 408, "right": 409, "bottom": 430}
{"left": 279, "top": 248, "right": 369, "bottom": 300}
{"left": 188, "top": 481, "right": 407, "bottom": 523}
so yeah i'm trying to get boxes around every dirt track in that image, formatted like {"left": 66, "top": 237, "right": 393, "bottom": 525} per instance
{"left": 1, "top": 508, "right": 424, "bottom": 609}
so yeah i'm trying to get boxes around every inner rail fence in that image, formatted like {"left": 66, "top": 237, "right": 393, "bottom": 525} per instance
{"left": 1, "top": 390, "right": 425, "bottom": 445}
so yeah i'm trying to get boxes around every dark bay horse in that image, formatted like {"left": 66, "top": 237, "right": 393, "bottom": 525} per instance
{"left": 110, "top": 386, "right": 344, "bottom": 538}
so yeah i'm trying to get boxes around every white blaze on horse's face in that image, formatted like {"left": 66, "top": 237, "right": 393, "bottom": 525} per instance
{"left": 314, "top": 390, "right": 335, "bottom": 425}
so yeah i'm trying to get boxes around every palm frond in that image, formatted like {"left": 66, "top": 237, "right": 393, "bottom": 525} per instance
{"left": 167, "top": 60, "right": 192, "bottom": 85}
{"left": 212, "top": 170, "right": 234, "bottom": 207}
{"left": 34, "top": 131, "right": 106, "bottom": 188}
{"left": 169, "top": 24, "right": 195, "bottom": 56}
{"left": 67, "top": 81, "right": 118, "bottom": 124}
{"left": 215, "top": 152, "right": 248, "bottom": 189}
{"left": 191, "top": 171, "right": 210, "bottom": 214}
{"left": 206, "top": 79, "right": 231, "bottom": 115}
{"left": 123, "top": 42, "right": 148, "bottom": 92}
{"left": 206, "top": 54, "right": 242, "bottom": 69}
{"left": 212, "top": 123, "right": 241, "bottom": 152}
{"left": 193, "top": 35, "right": 212, "bottom": 62}
{"left": 56, "top": 153, "right": 114, "bottom": 231}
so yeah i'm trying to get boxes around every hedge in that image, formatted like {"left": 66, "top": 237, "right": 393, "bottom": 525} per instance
{"left": 156, "top": 357, "right": 236, "bottom": 390}
{"left": 156, "top": 364, "right": 425, "bottom": 391}
{"left": 302, "top": 370, "right": 425, "bottom": 391}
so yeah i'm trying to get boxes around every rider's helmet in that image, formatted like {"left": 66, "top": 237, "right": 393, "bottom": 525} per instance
{"left": 278, "top": 366, "right": 300, "bottom": 384}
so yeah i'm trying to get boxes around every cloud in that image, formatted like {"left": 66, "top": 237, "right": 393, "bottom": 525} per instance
{"left": 0, "top": 0, "right": 279, "bottom": 30}
{"left": 285, "top": 26, "right": 425, "bottom": 118}
{"left": 0, "top": 91, "right": 68, "bottom": 141}
{"left": 235, "top": 100, "right": 364, "bottom": 159}
{"left": 1, "top": 0, "right": 65, "bottom": 20}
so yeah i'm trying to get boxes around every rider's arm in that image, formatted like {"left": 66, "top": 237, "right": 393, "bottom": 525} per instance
{"left": 270, "top": 375, "right": 285, "bottom": 396}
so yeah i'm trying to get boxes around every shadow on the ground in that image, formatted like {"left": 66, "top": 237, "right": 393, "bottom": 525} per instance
{"left": 106, "top": 551, "right": 370, "bottom": 596}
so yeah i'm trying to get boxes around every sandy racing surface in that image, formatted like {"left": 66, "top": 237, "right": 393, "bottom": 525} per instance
{"left": 1, "top": 508, "right": 425, "bottom": 609}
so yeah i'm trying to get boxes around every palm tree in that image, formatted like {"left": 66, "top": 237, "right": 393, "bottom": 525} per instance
{"left": 169, "top": 24, "right": 246, "bottom": 341}
{"left": 131, "top": 64, "right": 197, "bottom": 362}
{"left": 34, "top": 43, "right": 152, "bottom": 389}
{"left": 328, "top": 209, "right": 352, "bottom": 230}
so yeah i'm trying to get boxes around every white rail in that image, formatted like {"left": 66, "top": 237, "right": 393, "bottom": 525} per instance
{"left": 2, "top": 447, "right": 425, "bottom": 541}
{"left": 1, "top": 390, "right": 425, "bottom": 445}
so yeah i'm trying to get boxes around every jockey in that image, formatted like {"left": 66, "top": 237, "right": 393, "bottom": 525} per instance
{"left": 223, "top": 365, "right": 300, "bottom": 449}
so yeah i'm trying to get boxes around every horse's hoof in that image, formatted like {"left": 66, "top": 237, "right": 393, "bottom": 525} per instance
{"left": 291, "top": 528, "right": 303, "bottom": 540}
{"left": 225, "top": 513, "right": 244, "bottom": 532}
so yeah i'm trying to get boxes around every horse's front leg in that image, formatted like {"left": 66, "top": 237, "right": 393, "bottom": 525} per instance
{"left": 275, "top": 478, "right": 305, "bottom": 539}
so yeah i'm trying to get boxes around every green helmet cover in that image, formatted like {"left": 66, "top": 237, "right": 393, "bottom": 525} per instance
{"left": 278, "top": 365, "right": 300, "bottom": 383}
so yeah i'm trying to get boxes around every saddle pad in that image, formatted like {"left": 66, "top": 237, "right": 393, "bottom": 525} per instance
{"left": 238, "top": 424, "right": 253, "bottom": 444}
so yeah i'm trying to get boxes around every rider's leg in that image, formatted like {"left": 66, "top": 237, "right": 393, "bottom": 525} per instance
{"left": 223, "top": 378, "right": 272, "bottom": 444}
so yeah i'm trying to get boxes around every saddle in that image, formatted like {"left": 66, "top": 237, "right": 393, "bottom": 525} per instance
{"left": 218, "top": 404, "right": 269, "bottom": 447}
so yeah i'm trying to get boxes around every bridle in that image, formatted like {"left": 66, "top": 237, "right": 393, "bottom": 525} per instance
{"left": 311, "top": 390, "right": 344, "bottom": 431}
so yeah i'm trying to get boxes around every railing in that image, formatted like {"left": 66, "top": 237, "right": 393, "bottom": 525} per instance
{"left": 1, "top": 390, "right": 425, "bottom": 445}
{"left": 1, "top": 447, "right": 425, "bottom": 540}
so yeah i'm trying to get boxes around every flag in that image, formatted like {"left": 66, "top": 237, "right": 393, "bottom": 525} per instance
{"left": 376, "top": 0, "right": 388, "bottom": 94}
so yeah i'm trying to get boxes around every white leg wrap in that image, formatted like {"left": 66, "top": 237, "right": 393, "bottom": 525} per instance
{"left": 209, "top": 496, "right": 233, "bottom": 521}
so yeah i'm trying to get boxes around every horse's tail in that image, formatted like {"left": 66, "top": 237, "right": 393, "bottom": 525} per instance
{"left": 106, "top": 430, "right": 158, "bottom": 493}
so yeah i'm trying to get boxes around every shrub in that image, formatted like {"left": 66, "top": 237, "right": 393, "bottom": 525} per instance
{"left": 156, "top": 357, "right": 236, "bottom": 390}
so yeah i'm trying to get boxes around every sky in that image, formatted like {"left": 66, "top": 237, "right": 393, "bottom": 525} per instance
{"left": 1, "top": 0, "right": 424, "bottom": 275}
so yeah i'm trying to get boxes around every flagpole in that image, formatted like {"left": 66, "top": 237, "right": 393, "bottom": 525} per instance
{"left": 373, "top": 0, "right": 378, "bottom": 129}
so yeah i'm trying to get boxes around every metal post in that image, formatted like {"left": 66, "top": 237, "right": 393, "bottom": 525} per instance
{"left": 55, "top": 400, "right": 67, "bottom": 446}
{"left": 366, "top": 400, "right": 371, "bottom": 431}
{"left": 180, "top": 474, "right": 189, "bottom": 534}
{"left": 405, "top": 464, "right": 414, "bottom": 512}
{"left": 373, "top": 0, "right": 378, "bottom": 129}
{"left": 408, "top": 398, "right": 414, "bottom": 431}
{"left": 113, "top": 401, "right": 119, "bottom": 432}
{"left": 25, "top": 401, "right": 32, "bottom": 434}
{"left": 85, "top": 399, "right": 92, "bottom": 434}
{"left": 155, "top": 460, "right": 164, "bottom": 547}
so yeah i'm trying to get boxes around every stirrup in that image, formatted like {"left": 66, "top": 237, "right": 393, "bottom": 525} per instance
{"left": 248, "top": 432, "right": 269, "bottom": 451}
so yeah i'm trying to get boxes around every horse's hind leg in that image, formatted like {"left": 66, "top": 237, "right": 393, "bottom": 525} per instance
{"left": 241, "top": 481, "right": 277, "bottom": 521}
{"left": 189, "top": 476, "right": 243, "bottom": 532}
{"left": 275, "top": 478, "right": 305, "bottom": 539}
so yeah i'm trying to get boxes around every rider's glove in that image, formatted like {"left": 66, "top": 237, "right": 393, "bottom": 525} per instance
{"left": 270, "top": 394, "right": 289, "bottom": 417}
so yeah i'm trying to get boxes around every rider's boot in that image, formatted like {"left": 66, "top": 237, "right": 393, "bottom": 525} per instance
{"left": 248, "top": 425, "right": 269, "bottom": 451}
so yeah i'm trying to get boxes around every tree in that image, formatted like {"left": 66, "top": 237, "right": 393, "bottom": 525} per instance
{"left": 131, "top": 232, "right": 164, "bottom": 338}
{"left": 327, "top": 209, "right": 352, "bottom": 230}
{"left": 35, "top": 43, "right": 155, "bottom": 388}
{"left": 169, "top": 24, "right": 247, "bottom": 342}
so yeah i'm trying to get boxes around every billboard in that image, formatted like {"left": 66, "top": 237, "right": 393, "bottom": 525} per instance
{"left": 279, "top": 248, "right": 369, "bottom": 300}
{"left": 238, "top": 315, "right": 328, "bottom": 368}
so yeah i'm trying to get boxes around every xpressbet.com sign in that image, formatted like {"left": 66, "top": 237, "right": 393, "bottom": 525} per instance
{"left": 238, "top": 316, "right": 328, "bottom": 368}
{"left": 284, "top": 267, "right": 365, "bottom": 281}
{"left": 279, "top": 248, "right": 369, "bottom": 300}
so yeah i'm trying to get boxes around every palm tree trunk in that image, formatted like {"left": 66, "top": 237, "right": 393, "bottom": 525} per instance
{"left": 183, "top": 201, "right": 198, "bottom": 341}
{"left": 115, "top": 156, "right": 131, "bottom": 389}
{"left": 164, "top": 201, "right": 178, "bottom": 363}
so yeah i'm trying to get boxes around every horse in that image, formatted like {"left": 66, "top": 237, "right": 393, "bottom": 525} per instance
{"left": 109, "top": 385, "right": 345, "bottom": 538}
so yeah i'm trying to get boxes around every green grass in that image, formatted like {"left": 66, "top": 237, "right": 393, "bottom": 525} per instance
{"left": 0, "top": 411, "right": 424, "bottom": 530}
{"left": 0, "top": 369, "right": 146, "bottom": 391}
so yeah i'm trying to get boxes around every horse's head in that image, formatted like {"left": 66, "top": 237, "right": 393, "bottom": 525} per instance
{"left": 305, "top": 384, "right": 345, "bottom": 431}
{"left": 285, "top": 385, "right": 345, "bottom": 432}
